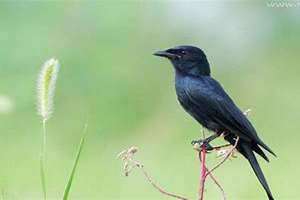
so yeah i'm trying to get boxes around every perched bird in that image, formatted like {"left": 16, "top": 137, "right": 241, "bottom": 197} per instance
{"left": 154, "top": 45, "right": 275, "bottom": 200}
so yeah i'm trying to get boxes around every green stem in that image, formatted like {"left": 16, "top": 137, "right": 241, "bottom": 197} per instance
{"left": 40, "top": 119, "right": 47, "bottom": 200}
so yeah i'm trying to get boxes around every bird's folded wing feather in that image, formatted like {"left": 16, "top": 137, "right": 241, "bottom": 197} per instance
{"left": 185, "top": 77, "right": 260, "bottom": 142}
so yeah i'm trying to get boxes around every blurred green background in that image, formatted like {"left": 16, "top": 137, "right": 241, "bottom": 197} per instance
{"left": 0, "top": 1, "right": 299, "bottom": 199}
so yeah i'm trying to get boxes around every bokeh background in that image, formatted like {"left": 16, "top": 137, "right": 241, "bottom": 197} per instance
{"left": 0, "top": 1, "right": 299, "bottom": 199}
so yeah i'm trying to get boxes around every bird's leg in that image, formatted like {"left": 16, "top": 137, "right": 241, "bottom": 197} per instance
{"left": 191, "top": 133, "right": 219, "bottom": 152}
{"left": 191, "top": 133, "right": 219, "bottom": 145}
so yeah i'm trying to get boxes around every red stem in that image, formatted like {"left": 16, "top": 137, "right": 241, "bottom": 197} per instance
{"left": 199, "top": 145, "right": 207, "bottom": 200}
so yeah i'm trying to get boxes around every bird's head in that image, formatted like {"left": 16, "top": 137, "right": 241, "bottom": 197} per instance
{"left": 154, "top": 45, "right": 211, "bottom": 76}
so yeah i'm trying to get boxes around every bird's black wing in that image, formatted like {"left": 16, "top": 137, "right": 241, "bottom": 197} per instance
{"left": 185, "top": 76, "right": 274, "bottom": 155}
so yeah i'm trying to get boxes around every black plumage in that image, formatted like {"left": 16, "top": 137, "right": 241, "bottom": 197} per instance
{"left": 154, "top": 45, "right": 275, "bottom": 200}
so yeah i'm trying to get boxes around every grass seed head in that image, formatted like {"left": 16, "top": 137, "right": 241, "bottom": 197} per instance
{"left": 37, "top": 58, "right": 59, "bottom": 121}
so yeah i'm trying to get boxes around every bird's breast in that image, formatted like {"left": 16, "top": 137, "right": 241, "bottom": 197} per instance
{"left": 175, "top": 76, "right": 198, "bottom": 113}
{"left": 175, "top": 76, "right": 189, "bottom": 102}
{"left": 174, "top": 75, "right": 220, "bottom": 131}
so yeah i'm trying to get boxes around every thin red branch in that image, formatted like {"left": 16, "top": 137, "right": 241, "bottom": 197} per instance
{"left": 139, "top": 165, "right": 189, "bottom": 200}
{"left": 205, "top": 167, "right": 226, "bottom": 200}
{"left": 199, "top": 145, "right": 207, "bottom": 200}
{"left": 118, "top": 147, "right": 189, "bottom": 200}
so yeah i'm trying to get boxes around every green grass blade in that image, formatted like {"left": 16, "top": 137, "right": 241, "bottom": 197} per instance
{"left": 62, "top": 124, "right": 87, "bottom": 200}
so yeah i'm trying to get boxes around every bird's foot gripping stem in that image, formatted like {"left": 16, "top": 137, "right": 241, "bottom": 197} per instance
{"left": 192, "top": 133, "right": 220, "bottom": 152}
{"left": 192, "top": 133, "right": 219, "bottom": 152}
{"left": 192, "top": 139, "right": 214, "bottom": 152}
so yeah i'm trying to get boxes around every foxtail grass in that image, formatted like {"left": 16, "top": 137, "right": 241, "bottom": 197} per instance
{"left": 62, "top": 123, "right": 88, "bottom": 200}
{"left": 37, "top": 58, "right": 59, "bottom": 200}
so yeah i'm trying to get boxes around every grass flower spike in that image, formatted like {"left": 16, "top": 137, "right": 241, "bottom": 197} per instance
{"left": 37, "top": 58, "right": 59, "bottom": 121}
{"left": 37, "top": 58, "right": 59, "bottom": 200}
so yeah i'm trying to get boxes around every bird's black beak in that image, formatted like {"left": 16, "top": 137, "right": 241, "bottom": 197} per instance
{"left": 153, "top": 50, "right": 177, "bottom": 59}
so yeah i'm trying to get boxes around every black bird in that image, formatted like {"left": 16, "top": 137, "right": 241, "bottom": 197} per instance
{"left": 154, "top": 45, "right": 275, "bottom": 200}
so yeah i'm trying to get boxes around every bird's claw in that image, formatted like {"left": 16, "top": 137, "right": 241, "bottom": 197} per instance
{"left": 191, "top": 139, "right": 214, "bottom": 152}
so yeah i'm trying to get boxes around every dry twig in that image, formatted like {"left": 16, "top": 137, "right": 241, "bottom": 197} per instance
{"left": 205, "top": 137, "right": 240, "bottom": 179}
{"left": 118, "top": 146, "right": 189, "bottom": 200}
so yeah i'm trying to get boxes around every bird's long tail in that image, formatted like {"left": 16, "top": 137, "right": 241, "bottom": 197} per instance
{"left": 240, "top": 143, "right": 274, "bottom": 200}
